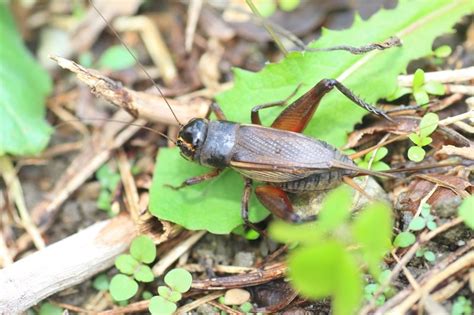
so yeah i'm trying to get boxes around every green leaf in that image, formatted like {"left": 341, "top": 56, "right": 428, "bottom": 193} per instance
{"left": 97, "top": 45, "right": 136, "bottom": 70}
{"left": 96, "top": 164, "right": 121, "bottom": 191}
{"left": 150, "top": 0, "right": 474, "bottom": 234}
{"left": 92, "top": 274, "right": 110, "bottom": 291}
{"left": 97, "top": 189, "right": 112, "bottom": 211}
{"left": 426, "top": 220, "right": 437, "bottom": 231}
{"left": 278, "top": 0, "right": 300, "bottom": 11}
{"left": 289, "top": 241, "right": 362, "bottom": 315}
{"left": 408, "top": 217, "right": 426, "bottom": 231}
{"left": 419, "top": 112, "right": 439, "bottom": 138}
{"left": 372, "top": 161, "right": 390, "bottom": 172}
{"left": 352, "top": 202, "right": 393, "bottom": 277}
{"left": 386, "top": 86, "right": 412, "bottom": 101}
{"left": 109, "top": 274, "right": 138, "bottom": 301}
{"left": 413, "top": 89, "right": 429, "bottom": 105}
{"left": 164, "top": 268, "right": 193, "bottom": 293}
{"left": 419, "top": 136, "right": 433, "bottom": 147}
{"left": 393, "top": 231, "right": 416, "bottom": 248}
{"left": 142, "top": 291, "right": 153, "bottom": 300}
{"left": 408, "top": 133, "right": 422, "bottom": 146}
{"left": 134, "top": 265, "right": 154, "bottom": 283}
{"left": 421, "top": 203, "right": 431, "bottom": 217}
{"left": 115, "top": 254, "right": 139, "bottom": 275}
{"left": 423, "top": 251, "right": 436, "bottom": 262}
{"left": 458, "top": 196, "right": 474, "bottom": 229}
{"left": 413, "top": 69, "right": 425, "bottom": 90}
{"left": 150, "top": 149, "right": 269, "bottom": 233}
{"left": 167, "top": 291, "right": 182, "bottom": 303}
{"left": 130, "top": 235, "right": 156, "bottom": 264}
{"left": 433, "top": 45, "right": 452, "bottom": 58}
{"left": 424, "top": 81, "right": 445, "bottom": 95}
{"left": 408, "top": 146, "right": 426, "bottom": 162}
{"left": 317, "top": 186, "right": 353, "bottom": 232}
{"left": 39, "top": 303, "right": 63, "bottom": 315}
{"left": 158, "top": 285, "right": 172, "bottom": 298}
{"left": 0, "top": 4, "right": 52, "bottom": 155}
{"left": 240, "top": 301, "right": 254, "bottom": 312}
{"left": 149, "top": 296, "right": 177, "bottom": 315}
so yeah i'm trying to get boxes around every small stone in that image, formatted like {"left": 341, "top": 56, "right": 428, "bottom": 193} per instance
{"left": 233, "top": 251, "right": 255, "bottom": 267}
{"left": 224, "top": 288, "right": 250, "bottom": 305}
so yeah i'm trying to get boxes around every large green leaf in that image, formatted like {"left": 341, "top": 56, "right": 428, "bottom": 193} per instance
{"left": 0, "top": 4, "right": 52, "bottom": 156}
{"left": 150, "top": 0, "right": 474, "bottom": 233}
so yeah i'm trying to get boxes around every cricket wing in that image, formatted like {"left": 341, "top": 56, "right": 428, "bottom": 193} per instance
{"left": 230, "top": 125, "right": 341, "bottom": 182}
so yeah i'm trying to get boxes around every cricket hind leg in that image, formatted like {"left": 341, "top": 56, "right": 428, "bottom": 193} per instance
{"left": 259, "top": 79, "right": 393, "bottom": 134}
{"left": 305, "top": 36, "right": 402, "bottom": 54}
{"left": 255, "top": 185, "right": 316, "bottom": 223}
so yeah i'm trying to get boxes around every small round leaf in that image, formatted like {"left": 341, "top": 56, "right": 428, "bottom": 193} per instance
{"left": 408, "top": 217, "right": 426, "bottom": 231}
{"left": 413, "top": 69, "right": 425, "bottom": 89}
{"left": 424, "top": 81, "right": 445, "bottom": 96}
{"left": 419, "top": 136, "right": 432, "bottom": 147}
{"left": 278, "top": 0, "right": 300, "bottom": 11}
{"left": 424, "top": 251, "right": 436, "bottom": 262}
{"left": 93, "top": 274, "right": 109, "bottom": 291}
{"left": 394, "top": 232, "right": 416, "bottom": 248}
{"left": 164, "top": 268, "right": 193, "bottom": 293}
{"left": 408, "top": 133, "right": 421, "bottom": 146}
{"left": 408, "top": 146, "right": 425, "bottom": 162}
{"left": 130, "top": 235, "right": 156, "bottom": 264}
{"left": 426, "top": 220, "right": 437, "bottom": 231}
{"left": 39, "top": 303, "right": 63, "bottom": 315}
{"left": 413, "top": 89, "right": 429, "bottom": 106}
{"left": 134, "top": 265, "right": 154, "bottom": 283}
{"left": 158, "top": 285, "right": 172, "bottom": 298}
{"left": 419, "top": 113, "right": 439, "bottom": 138}
{"left": 115, "top": 254, "right": 139, "bottom": 275}
{"left": 387, "top": 86, "right": 412, "bottom": 101}
{"left": 149, "top": 296, "right": 177, "bottom": 315}
{"left": 434, "top": 45, "right": 452, "bottom": 58}
{"left": 167, "top": 290, "right": 182, "bottom": 303}
{"left": 109, "top": 274, "right": 138, "bottom": 301}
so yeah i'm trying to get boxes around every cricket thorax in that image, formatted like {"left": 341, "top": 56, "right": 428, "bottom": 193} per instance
{"left": 198, "top": 121, "right": 239, "bottom": 168}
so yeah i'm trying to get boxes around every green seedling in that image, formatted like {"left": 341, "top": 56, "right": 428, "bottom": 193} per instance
{"left": 148, "top": 268, "right": 193, "bottom": 315}
{"left": 387, "top": 68, "right": 445, "bottom": 103}
{"left": 407, "top": 112, "right": 439, "bottom": 162}
{"left": 247, "top": 0, "right": 301, "bottom": 17}
{"left": 97, "top": 45, "right": 137, "bottom": 71}
{"left": 269, "top": 186, "right": 393, "bottom": 315}
{"left": 109, "top": 235, "right": 157, "bottom": 301}
{"left": 394, "top": 203, "right": 437, "bottom": 248}
{"left": 458, "top": 195, "right": 474, "bottom": 229}
{"left": 451, "top": 296, "right": 473, "bottom": 315}
{"left": 364, "top": 270, "right": 393, "bottom": 306}
{"left": 355, "top": 147, "right": 390, "bottom": 171}
{"left": 38, "top": 302, "right": 63, "bottom": 315}
{"left": 415, "top": 247, "right": 436, "bottom": 263}
{"left": 92, "top": 273, "right": 110, "bottom": 291}
{"left": 96, "top": 163, "right": 121, "bottom": 215}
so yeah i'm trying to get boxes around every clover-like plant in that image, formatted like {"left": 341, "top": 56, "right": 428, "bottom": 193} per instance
{"left": 364, "top": 270, "right": 394, "bottom": 306}
{"left": 109, "top": 235, "right": 157, "bottom": 301}
{"left": 148, "top": 268, "right": 193, "bottom": 315}
{"left": 269, "top": 186, "right": 393, "bottom": 315}
{"left": 356, "top": 147, "right": 390, "bottom": 171}
{"left": 96, "top": 164, "right": 121, "bottom": 215}
{"left": 415, "top": 247, "right": 436, "bottom": 263}
{"left": 451, "top": 296, "right": 473, "bottom": 315}
{"left": 407, "top": 112, "right": 439, "bottom": 162}
{"left": 394, "top": 203, "right": 437, "bottom": 248}
{"left": 387, "top": 67, "right": 446, "bottom": 103}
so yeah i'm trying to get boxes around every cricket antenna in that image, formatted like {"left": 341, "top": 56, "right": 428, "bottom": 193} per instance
{"left": 88, "top": 0, "right": 183, "bottom": 127}
{"left": 54, "top": 119, "right": 177, "bottom": 145}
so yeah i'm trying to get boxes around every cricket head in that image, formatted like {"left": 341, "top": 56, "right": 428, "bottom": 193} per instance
{"left": 177, "top": 118, "right": 208, "bottom": 161}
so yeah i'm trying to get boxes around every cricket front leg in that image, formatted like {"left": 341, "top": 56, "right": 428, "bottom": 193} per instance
{"left": 255, "top": 185, "right": 316, "bottom": 223}
{"left": 165, "top": 168, "right": 222, "bottom": 190}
